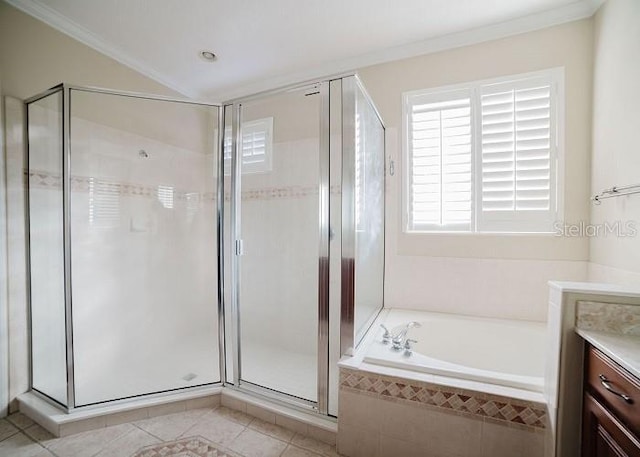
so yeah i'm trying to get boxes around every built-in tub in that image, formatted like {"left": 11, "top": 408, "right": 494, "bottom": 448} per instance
{"left": 362, "top": 308, "right": 546, "bottom": 393}
{"left": 338, "top": 309, "right": 548, "bottom": 456}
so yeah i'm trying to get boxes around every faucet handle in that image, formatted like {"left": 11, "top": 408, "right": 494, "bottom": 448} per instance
{"left": 404, "top": 339, "right": 418, "bottom": 354}
{"left": 380, "top": 324, "right": 391, "bottom": 343}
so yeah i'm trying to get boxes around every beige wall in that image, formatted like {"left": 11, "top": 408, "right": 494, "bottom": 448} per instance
{"left": 357, "top": 20, "right": 594, "bottom": 320}
{"left": 588, "top": 0, "right": 640, "bottom": 285}
{"left": 0, "top": 2, "right": 175, "bottom": 99}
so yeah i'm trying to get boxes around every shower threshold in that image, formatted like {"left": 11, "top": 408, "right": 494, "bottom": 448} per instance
{"left": 16, "top": 385, "right": 222, "bottom": 437}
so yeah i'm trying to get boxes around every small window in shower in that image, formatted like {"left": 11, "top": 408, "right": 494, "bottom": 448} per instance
{"left": 223, "top": 117, "right": 273, "bottom": 174}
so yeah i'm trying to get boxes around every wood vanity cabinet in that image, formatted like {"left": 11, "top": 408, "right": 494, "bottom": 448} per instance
{"left": 582, "top": 344, "right": 640, "bottom": 457}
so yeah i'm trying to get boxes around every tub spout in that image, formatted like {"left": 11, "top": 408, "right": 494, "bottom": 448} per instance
{"left": 391, "top": 321, "right": 421, "bottom": 350}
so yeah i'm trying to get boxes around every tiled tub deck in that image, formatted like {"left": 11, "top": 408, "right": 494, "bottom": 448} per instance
{"left": 337, "top": 368, "right": 547, "bottom": 457}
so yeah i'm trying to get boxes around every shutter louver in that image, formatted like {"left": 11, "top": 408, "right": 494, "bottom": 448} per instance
{"left": 480, "top": 83, "right": 552, "bottom": 214}
{"left": 222, "top": 117, "right": 273, "bottom": 174}
{"left": 409, "top": 95, "right": 472, "bottom": 230}
{"left": 242, "top": 130, "right": 267, "bottom": 164}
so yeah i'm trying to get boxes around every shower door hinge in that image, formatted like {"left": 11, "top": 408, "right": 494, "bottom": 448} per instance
{"left": 235, "top": 239, "right": 244, "bottom": 256}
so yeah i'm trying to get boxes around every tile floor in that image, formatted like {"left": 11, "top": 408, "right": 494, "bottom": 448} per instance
{"left": 0, "top": 407, "right": 341, "bottom": 457}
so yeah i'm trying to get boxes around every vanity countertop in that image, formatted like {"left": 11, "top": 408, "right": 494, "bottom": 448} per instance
{"left": 576, "top": 328, "right": 640, "bottom": 380}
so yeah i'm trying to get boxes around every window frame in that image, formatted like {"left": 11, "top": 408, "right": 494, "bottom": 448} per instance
{"left": 402, "top": 68, "right": 565, "bottom": 235}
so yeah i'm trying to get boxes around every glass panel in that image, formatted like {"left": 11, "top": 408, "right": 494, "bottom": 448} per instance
{"left": 238, "top": 89, "right": 320, "bottom": 402}
{"left": 28, "top": 91, "right": 68, "bottom": 406}
{"left": 353, "top": 82, "right": 385, "bottom": 344}
{"left": 69, "top": 90, "right": 220, "bottom": 405}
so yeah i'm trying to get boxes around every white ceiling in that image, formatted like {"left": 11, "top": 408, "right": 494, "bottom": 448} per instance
{"left": 7, "top": 0, "right": 602, "bottom": 101}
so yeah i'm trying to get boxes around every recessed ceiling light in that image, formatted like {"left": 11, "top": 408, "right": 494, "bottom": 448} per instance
{"left": 200, "top": 51, "right": 217, "bottom": 62}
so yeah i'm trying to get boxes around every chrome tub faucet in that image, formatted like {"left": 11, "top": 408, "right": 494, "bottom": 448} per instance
{"left": 380, "top": 321, "right": 421, "bottom": 350}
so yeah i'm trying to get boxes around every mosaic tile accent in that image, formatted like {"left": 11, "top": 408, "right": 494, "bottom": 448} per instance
{"left": 26, "top": 169, "right": 341, "bottom": 202}
{"left": 576, "top": 301, "right": 640, "bottom": 336}
{"left": 133, "top": 436, "right": 241, "bottom": 457}
{"left": 340, "top": 368, "right": 546, "bottom": 430}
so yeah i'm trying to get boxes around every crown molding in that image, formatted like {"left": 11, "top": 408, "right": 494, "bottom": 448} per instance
{"left": 6, "top": 0, "right": 605, "bottom": 101}
{"left": 216, "top": 0, "right": 605, "bottom": 100}
{"left": 4, "top": 0, "right": 198, "bottom": 98}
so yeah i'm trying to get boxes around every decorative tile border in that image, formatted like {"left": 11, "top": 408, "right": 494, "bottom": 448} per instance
{"left": 26, "top": 169, "right": 341, "bottom": 202}
{"left": 133, "top": 436, "right": 241, "bottom": 457}
{"left": 239, "top": 184, "right": 341, "bottom": 201}
{"left": 28, "top": 170, "right": 214, "bottom": 203}
{"left": 576, "top": 300, "right": 640, "bottom": 336}
{"left": 339, "top": 368, "right": 546, "bottom": 430}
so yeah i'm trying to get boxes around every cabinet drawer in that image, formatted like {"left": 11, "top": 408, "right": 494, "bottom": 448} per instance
{"left": 586, "top": 346, "right": 640, "bottom": 437}
{"left": 582, "top": 393, "right": 640, "bottom": 457}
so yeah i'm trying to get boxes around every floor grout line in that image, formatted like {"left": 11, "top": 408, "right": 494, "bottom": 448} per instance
{"left": 20, "top": 428, "right": 59, "bottom": 457}
{"left": 130, "top": 422, "right": 166, "bottom": 443}
{"left": 0, "top": 430, "right": 20, "bottom": 443}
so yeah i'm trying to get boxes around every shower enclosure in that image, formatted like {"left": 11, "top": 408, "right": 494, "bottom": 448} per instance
{"left": 26, "top": 85, "right": 222, "bottom": 408}
{"left": 25, "top": 75, "right": 384, "bottom": 417}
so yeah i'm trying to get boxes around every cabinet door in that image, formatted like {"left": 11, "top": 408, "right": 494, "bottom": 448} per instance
{"left": 583, "top": 393, "right": 640, "bottom": 457}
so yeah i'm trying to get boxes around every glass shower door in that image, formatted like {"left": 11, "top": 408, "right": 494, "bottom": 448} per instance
{"left": 236, "top": 87, "right": 322, "bottom": 402}
{"left": 69, "top": 90, "right": 221, "bottom": 406}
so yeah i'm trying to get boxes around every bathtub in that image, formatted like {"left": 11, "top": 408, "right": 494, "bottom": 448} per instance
{"left": 362, "top": 308, "right": 546, "bottom": 393}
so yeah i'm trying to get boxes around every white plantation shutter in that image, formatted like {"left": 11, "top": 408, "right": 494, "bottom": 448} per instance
{"left": 403, "top": 70, "right": 561, "bottom": 233}
{"left": 223, "top": 117, "right": 273, "bottom": 174}
{"left": 407, "top": 89, "right": 473, "bottom": 231}
{"left": 479, "top": 76, "right": 556, "bottom": 231}
{"left": 242, "top": 126, "right": 268, "bottom": 165}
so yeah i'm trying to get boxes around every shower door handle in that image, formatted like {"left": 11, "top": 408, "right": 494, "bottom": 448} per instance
{"left": 235, "top": 239, "right": 244, "bottom": 256}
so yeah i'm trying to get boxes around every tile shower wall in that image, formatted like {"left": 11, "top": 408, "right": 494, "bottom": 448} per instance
{"left": 26, "top": 101, "right": 220, "bottom": 406}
